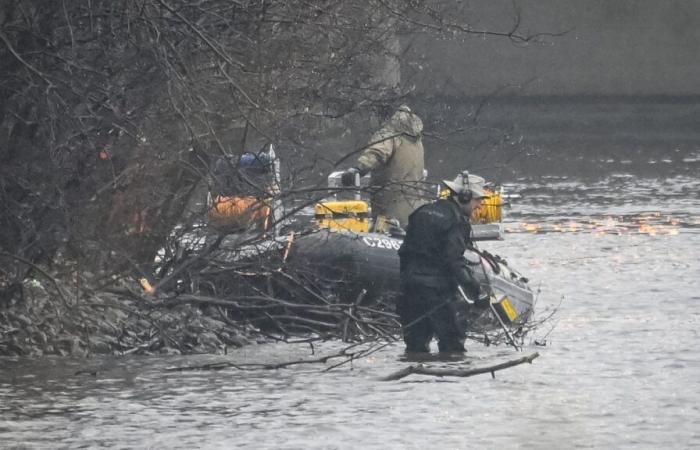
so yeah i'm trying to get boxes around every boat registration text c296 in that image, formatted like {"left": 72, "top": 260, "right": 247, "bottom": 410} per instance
{"left": 361, "top": 236, "right": 401, "bottom": 250}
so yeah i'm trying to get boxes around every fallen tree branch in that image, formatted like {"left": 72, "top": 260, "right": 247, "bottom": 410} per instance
{"left": 164, "top": 342, "right": 371, "bottom": 372}
{"left": 379, "top": 352, "right": 540, "bottom": 381}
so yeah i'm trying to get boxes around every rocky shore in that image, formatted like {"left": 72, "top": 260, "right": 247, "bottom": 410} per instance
{"left": 0, "top": 278, "right": 254, "bottom": 357}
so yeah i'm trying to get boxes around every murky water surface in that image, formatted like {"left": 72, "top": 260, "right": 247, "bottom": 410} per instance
{"left": 2, "top": 173, "right": 700, "bottom": 449}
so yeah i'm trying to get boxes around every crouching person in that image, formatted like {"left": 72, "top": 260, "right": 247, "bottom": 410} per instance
{"left": 397, "top": 172, "right": 489, "bottom": 353}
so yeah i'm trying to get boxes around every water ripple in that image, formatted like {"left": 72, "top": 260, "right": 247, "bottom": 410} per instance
{"left": 2, "top": 176, "right": 700, "bottom": 449}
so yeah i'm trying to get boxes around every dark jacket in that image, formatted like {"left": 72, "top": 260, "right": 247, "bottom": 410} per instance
{"left": 398, "top": 198, "right": 480, "bottom": 296}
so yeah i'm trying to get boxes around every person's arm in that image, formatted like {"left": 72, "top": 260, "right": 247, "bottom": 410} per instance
{"left": 444, "top": 222, "right": 481, "bottom": 298}
{"left": 355, "top": 129, "right": 397, "bottom": 174}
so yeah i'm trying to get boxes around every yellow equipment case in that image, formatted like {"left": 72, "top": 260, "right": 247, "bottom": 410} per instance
{"left": 439, "top": 188, "right": 503, "bottom": 224}
{"left": 314, "top": 200, "right": 370, "bottom": 233}
{"left": 471, "top": 189, "right": 504, "bottom": 224}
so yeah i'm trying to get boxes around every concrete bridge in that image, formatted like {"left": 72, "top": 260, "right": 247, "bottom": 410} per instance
{"left": 397, "top": 0, "right": 700, "bottom": 178}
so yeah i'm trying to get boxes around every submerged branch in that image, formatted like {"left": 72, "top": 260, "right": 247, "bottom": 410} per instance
{"left": 379, "top": 352, "right": 540, "bottom": 381}
{"left": 164, "top": 341, "right": 375, "bottom": 372}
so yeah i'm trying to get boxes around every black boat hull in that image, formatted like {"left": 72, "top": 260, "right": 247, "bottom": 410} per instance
{"left": 288, "top": 229, "right": 534, "bottom": 331}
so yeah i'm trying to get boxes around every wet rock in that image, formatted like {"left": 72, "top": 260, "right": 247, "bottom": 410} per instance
{"left": 197, "top": 331, "right": 220, "bottom": 348}
{"left": 89, "top": 335, "right": 118, "bottom": 354}
{"left": 13, "top": 328, "right": 29, "bottom": 342}
{"left": 98, "top": 320, "right": 118, "bottom": 335}
{"left": 203, "top": 306, "right": 220, "bottom": 316}
{"left": 29, "top": 329, "right": 46, "bottom": 346}
{"left": 14, "top": 314, "right": 32, "bottom": 327}
{"left": 1, "top": 327, "right": 20, "bottom": 337}
{"left": 200, "top": 316, "right": 226, "bottom": 330}
{"left": 56, "top": 335, "right": 83, "bottom": 356}
{"left": 222, "top": 332, "right": 249, "bottom": 348}
{"left": 101, "top": 307, "right": 128, "bottom": 325}
{"left": 1, "top": 277, "right": 267, "bottom": 357}
{"left": 159, "top": 346, "right": 181, "bottom": 355}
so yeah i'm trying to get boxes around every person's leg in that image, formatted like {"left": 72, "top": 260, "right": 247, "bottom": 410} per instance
{"left": 429, "top": 289, "right": 467, "bottom": 353}
{"left": 398, "top": 283, "right": 433, "bottom": 352}
{"left": 404, "top": 318, "right": 432, "bottom": 353}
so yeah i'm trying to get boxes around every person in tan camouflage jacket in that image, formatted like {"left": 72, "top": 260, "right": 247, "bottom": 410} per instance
{"left": 341, "top": 105, "right": 427, "bottom": 229}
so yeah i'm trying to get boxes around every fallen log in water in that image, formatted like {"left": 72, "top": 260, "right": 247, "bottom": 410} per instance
{"left": 165, "top": 340, "right": 386, "bottom": 372}
{"left": 379, "top": 352, "right": 540, "bottom": 381}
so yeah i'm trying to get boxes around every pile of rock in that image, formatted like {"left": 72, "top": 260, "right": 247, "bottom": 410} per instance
{"left": 0, "top": 278, "right": 253, "bottom": 357}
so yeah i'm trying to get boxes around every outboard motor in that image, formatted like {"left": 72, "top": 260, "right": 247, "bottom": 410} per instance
{"left": 465, "top": 248, "right": 534, "bottom": 329}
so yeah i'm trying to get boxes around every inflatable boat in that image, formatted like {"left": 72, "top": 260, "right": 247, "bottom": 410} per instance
{"left": 286, "top": 226, "right": 533, "bottom": 332}
{"left": 206, "top": 160, "right": 534, "bottom": 333}
{"left": 281, "top": 171, "right": 534, "bottom": 332}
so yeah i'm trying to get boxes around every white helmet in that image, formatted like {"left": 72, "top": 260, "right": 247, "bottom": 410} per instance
{"left": 442, "top": 172, "right": 489, "bottom": 199}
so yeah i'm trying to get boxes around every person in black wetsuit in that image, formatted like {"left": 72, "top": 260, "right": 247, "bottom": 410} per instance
{"left": 397, "top": 172, "right": 489, "bottom": 353}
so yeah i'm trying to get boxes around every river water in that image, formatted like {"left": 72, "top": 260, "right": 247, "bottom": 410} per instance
{"left": 2, "top": 167, "right": 700, "bottom": 449}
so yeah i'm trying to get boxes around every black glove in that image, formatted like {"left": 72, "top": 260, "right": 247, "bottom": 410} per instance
{"left": 341, "top": 167, "right": 360, "bottom": 186}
